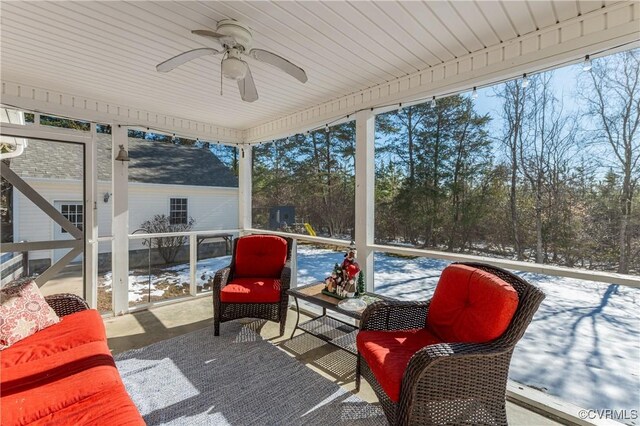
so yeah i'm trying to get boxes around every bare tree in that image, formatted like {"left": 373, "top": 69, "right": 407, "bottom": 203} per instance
{"left": 584, "top": 50, "right": 640, "bottom": 273}
{"left": 140, "top": 214, "right": 195, "bottom": 264}
{"left": 496, "top": 81, "right": 527, "bottom": 260}
{"left": 519, "top": 73, "right": 576, "bottom": 263}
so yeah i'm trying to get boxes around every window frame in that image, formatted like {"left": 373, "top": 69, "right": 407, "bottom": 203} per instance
{"left": 59, "top": 201, "right": 84, "bottom": 234}
{"left": 169, "top": 197, "right": 189, "bottom": 225}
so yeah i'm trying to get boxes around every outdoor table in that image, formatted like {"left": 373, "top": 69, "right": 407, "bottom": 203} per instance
{"left": 286, "top": 283, "right": 394, "bottom": 356}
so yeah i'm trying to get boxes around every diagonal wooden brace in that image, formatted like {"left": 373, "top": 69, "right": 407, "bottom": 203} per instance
{"left": 34, "top": 246, "right": 83, "bottom": 287}
{"left": 1, "top": 160, "right": 83, "bottom": 239}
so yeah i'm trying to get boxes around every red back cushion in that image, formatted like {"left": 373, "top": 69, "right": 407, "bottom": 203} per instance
{"left": 234, "top": 235, "right": 288, "bottom": 278}
{"left": 427, "top": 264, "right": 519, "bottom": 343}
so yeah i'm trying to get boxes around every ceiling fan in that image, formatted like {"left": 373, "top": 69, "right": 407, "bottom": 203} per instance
{"left": 156, "top": 19, "right": 308, "bottom": 102}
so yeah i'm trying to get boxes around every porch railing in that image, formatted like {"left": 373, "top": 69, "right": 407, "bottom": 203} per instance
{"left": 118, "top": 229, "right": 240, "bottom": 310}
{"left": 0, "top": 251, "right": 27, "bottom": 286}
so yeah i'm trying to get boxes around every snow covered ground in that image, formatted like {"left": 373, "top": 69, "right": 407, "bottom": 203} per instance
{"left": 99, "top": 257, "right": 232, "bottom": 303}
{"left": 101, "top": 245, "right": 639, "bottom": 412}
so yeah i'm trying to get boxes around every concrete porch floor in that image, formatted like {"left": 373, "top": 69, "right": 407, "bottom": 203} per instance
{"left": 104, "top": 296, "right": 562, "bottom": 426}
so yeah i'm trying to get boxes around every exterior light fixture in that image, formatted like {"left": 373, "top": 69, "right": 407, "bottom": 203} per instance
{"left": 325, "top": 124, "right": 329, "bottom": 133}
{"left": 472, "top": 87, "right": 478, "bottom": 100}
{"left": 398, "top": 102, "right": 403, "bottom": 113}
{"left": 521, "top": 73, "right": 529, "bottom": 88}
{"left": 115, "top": 145, "right": 130, "bottom": 163}
{"left": 430, "top": 96, "right": 436, "bottom": 108}
{"left": 583, "top": 55, "right": 592, "bottom": 71}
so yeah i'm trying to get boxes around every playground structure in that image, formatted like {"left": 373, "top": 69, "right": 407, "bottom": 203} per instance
{"left": 303, "top": 223, "right": 316, "bottom": 236}
{"left": 268, "top": 206, "right": 316, "bottom": 236}
{"left": 280, "top": 221, "right": 316, "bottom": 236}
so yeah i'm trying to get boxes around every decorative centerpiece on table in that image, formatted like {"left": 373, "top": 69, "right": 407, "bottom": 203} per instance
{"left": 322, "top": 245, "right": 363, "bottom": 299}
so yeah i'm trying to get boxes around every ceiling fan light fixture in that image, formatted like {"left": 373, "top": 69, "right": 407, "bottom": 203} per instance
{"left": 159, "top": 19, "right": 307, "bottom": 102}
{"left": 222, "top": 57, "right": 248, "bottom": 80}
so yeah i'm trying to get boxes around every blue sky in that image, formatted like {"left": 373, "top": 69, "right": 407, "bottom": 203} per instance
{"left": 473, "top": 63, "right": 583, "bottom": 136}
{"left": 373, "top": 59, "right": 593, "bottom": 169}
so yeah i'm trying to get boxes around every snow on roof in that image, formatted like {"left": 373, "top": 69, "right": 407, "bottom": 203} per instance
{"left": 9, "top": 133, "right": 238, "bottom": 188}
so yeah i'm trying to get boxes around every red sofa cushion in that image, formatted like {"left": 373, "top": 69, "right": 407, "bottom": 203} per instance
{"left": 220, "top": 278, "right": 282, "bottom": 303}
{"left": 234, "top": 235, "right": 288, "bottom": 278}
{"left": 1, "top": 309, "right": 106, "bottom": 368}
{"left": 356, "top": 329, "right": 442, "bottom": 402}
{"left": 26, "top": 385, "right": 144, "bottom": 426}
{"left": 0, "top": 309, "right": 144, "bottom": 426}
{"left": 427, "top": 264, "right": 519, "bottom": 343}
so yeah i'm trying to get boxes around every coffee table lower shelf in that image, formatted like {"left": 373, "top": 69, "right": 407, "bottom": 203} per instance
{"left": 295, "top": 315, "right": 359, "bottom": 355}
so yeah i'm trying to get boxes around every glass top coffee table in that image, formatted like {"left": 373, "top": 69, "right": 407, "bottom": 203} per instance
{"left": 286, "top": 283, "right": 394, "bottom": 355}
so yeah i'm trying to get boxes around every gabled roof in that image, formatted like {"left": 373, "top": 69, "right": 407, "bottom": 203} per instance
{"left": 9, "top": 133, "right": 238, "bottom": 188}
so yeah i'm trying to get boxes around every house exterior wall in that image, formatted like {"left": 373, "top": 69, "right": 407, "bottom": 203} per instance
{"left": 13, "top": 178, "right": 238, "bottom": 267}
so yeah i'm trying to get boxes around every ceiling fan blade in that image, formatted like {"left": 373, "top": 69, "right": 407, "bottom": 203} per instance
{"left": 248, "top": 48, "right": 308, "bottom": 83}
{"left": 238, "top": 66, "right": 258, "bottom": 102}
{"left": 192, "top": 29, "right": 236, "bottom": 46}
{"left": 156, "top": 48, "right": 220, "bottom": 72}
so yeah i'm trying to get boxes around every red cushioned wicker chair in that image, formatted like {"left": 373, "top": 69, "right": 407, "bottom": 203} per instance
{"left": 212, "top": 234, "right": 292, "bottom": 337}
{"left": 356, "top": 262, "right": 545, "bottom": 426}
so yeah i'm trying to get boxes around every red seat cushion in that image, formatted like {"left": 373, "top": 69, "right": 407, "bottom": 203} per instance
{"left": 0, "top": 309, "right": 144, "bottom": 425}
{"left": 234, "top": 235, "right": 288, "bottom": 278}
{"left": 220, "top": 278, "right": 282, "bottom": 303}
{"left": 26, "top": 385, "right": 144, "bottom": 426}
{"left": 357, "top": 329, "right": 442, "bottom": 402}
{"left": 427, "top": 264, "right": 519, "bottom": 343}
{"left": 1, "top": 309, "right": 106, "bottom": 368}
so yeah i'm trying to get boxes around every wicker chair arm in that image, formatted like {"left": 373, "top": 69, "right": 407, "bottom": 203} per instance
{"left": 280, "top": 262, "right": 292, "bottom": 290}
{"left": 412, "top": 340, "right": 506, "bottom": 364}
{"left": 44, "top": 293, "right": 89, "bottom": 317}
{"left": 396, "top": 341, "right": 511, "bottom": 424}
{"left": 360, "top": 300, "right": 431, "bottom": 331}
{"left": 212, "top": 266, "right": 232, "bottom": 294}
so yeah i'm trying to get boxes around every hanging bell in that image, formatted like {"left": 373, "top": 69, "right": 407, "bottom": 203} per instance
{"left": 115, "top": 145, "right": 130, "bottom": 162}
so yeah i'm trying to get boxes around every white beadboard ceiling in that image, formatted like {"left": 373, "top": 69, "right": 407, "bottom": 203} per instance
{"left": 0, "top": 1, "right": 617, "bottom": 130}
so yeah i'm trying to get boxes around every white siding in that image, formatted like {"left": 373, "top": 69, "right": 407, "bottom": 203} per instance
{"left": 13, "top": 179, "right": 83, "bottom": 261}
{"left": 126, "top": 182, "right": 238, "bottom": 251}
{"left": 14, "top": 178, "right": 239, "bottom": 259}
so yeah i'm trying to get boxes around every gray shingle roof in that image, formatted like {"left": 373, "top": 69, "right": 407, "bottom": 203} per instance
{"left": 10, "top": 134, "right": 238, "bottom": 188}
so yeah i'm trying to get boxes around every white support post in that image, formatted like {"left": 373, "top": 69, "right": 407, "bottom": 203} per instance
{"left": 354, "top": 109, "right": 375, "bottom": 292}
{"left": 112, "top": 124, "right": 129, "bottom": 315}
{"left": 290, "top": 238, "right": 298, "bottom": 289}
{"left": 189, "top": 234, "right": 197, "bottom": 296}
{"left": 238, "top": 145, "right": 252, "bottom": 234}
{"left": 84, "top": 123, "right": 99, "bottom": 309}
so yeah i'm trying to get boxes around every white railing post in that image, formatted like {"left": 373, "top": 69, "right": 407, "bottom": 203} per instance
{"left": 189, "top": 234, "right": 197, "bottom": 296}
{"left": 238, "top": 144, "right": 252, "bottom": 234}
{"left": 112, "top": 123, "right": 129, "bottom": 315}
{"left": 355, "top": 109, "right": 375, "bottom": 292}
{"left": 84, "top": 123, "right": 99, "bottom": 309}
{"left": 290, "top": 238, "right": 298, "bottom": 289}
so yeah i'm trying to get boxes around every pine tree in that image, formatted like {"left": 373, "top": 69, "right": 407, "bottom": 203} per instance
{"left": 357, "top": 271, "right": 365, "bottom": 296}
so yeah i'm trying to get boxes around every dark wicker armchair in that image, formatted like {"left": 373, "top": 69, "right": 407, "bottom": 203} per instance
{"left": 212, "top": 235, "right": 292, "bottom": 337}
{"left": 356, "top": 262, "right": 545, "bottom": 426}
{"left": 44, "top": 293, "right": 90, "bottom": 317}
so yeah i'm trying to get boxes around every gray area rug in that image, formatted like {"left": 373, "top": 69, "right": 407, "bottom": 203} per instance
{"left": 114, "top": 321, "right": 387, "bottom": 425}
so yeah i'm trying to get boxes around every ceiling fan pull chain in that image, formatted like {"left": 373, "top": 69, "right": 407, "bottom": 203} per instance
{"left": 220, "top": 58, "right": 224, "bottom": 96}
